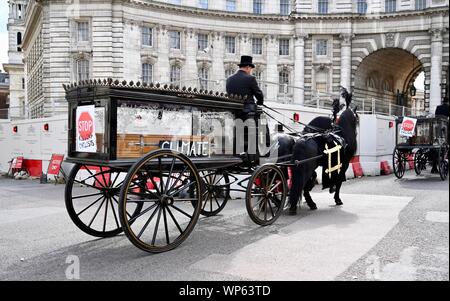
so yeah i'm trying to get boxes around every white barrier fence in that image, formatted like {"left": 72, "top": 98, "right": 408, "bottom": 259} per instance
{"left": 0, "top": 104, "right": 396, "bottom": 178}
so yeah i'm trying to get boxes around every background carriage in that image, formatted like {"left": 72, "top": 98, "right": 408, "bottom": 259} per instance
{"left": 392, "top": 115, "right": 449, "bottom": 181}
{"left": 64, "top": 79, "right": 291, "bottom": 253}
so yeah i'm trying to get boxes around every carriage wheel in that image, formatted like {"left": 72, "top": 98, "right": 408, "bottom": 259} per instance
{"left": 119, "top": 150, "right": 202, "bottom": 253}
{"left": 246, "top": 164, "right": 287, "bottom": 226}
{"left": 198, "top": 170, "right": 230, "bottom": 217}
{"left": 414, "top": 150, "right": 426, "bottom": 175}
{"left": 393, "top": 148, "right": 407, "bottom": 179}
{"left": 438, "top": 147, "right": 449, "bottom": 181}
{"left": 65, "top": 164, "right": 143, "bottom": 238}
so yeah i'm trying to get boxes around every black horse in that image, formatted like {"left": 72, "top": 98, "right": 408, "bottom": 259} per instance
{"left": 283, "top": 89, "right": 359, "bottom": 214}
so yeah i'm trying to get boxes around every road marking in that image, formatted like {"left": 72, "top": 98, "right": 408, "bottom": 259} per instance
{"left": 190, "top": 193, "right": 412, "bottom": 281}
{"left": 425, "top": 211, "right": 449, "bottom": 223}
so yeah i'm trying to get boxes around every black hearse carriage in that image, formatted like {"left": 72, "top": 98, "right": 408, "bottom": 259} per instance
{"left": 64, "top": 79, "right": 288, "bottom": 253}
{"left": 392, "top": 115, "right": 449, "bottom": 180}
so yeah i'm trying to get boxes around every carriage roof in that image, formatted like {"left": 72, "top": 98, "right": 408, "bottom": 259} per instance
{"left": 63, "top": 78, "right": 245, "bottom": 111}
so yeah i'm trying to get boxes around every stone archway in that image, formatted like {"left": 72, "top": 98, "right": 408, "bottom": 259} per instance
{"left": 353, "top": 48, "right": 425, "bottom": 112}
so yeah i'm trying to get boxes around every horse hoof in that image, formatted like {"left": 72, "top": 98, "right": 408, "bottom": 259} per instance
{"left": 288, "top": 206, "right": 297, "bottom": 215}
{"left": 307, "top": 204, "right": 318, "bottom": 210}
{"left": 335, "top": 200, "right": 343, "bottom": 206}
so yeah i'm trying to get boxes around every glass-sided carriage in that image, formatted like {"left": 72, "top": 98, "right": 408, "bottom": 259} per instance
{"left": 63, "top": 79, "right": 288, "bottom": 253}
{"left": 392, "top": 115, "right": 449, "bottom": 181}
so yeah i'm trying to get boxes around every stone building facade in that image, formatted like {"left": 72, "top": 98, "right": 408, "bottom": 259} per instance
{"left": 11, "top": 0, "right": 450, "bottom": 118}
{"left": 3, "top": 0, "right": 27, "bottom": 119}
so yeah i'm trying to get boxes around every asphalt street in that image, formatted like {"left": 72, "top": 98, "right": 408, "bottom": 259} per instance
{"left": 0, "top": 170, "right": 448, "bottom": 281}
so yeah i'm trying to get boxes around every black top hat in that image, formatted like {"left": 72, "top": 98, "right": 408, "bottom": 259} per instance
{"left": 238, "top": 56, "right": 255, "bottom": 68}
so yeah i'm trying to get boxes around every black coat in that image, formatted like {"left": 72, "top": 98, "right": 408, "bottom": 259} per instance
{"left": 226, "top": 70, "right": 264, "bottom": 113}
{"left": 435, "top": 104, "right": 449, "bottom": 117}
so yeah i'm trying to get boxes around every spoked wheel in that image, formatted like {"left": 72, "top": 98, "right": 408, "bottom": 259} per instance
{"left": 246, "top": 164, "right": 287, "bottom": 226}
{"left": 438, "top": 147, "right": 449, "bottom": 181}
{"left": 65, "top": 164, "right": 143, "bottom": 238}
{"left": 198, "top": 170, "right": 230, "bottom": 217}
{"left": 393, "top": 148, "right": 407, "bottom": 179}
{"left": 119, "top": 150, "right": 202, "bottom": 253}
{"left": 414, "top": 150, "right": 427, "bottom": 175}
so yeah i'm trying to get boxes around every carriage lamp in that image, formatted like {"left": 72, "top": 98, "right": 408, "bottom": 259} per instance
{"left": 12, "top": 125, "right": 18, "bottom": 133}
{"left": 293, "top": 113, "right": 300, "bottom": 122}
{"left": 43, "top": 123, "right": 49, "bottom": 131}
{"left": 410, "top": 84, "right": 417, "bottom": 97}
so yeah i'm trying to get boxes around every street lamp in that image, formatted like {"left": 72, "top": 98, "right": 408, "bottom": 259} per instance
{"left": 410, "top": 84, "right": 417, "bottom": 97}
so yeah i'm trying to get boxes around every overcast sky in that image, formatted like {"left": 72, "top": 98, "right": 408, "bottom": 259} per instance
{"left": 0, "top": 0, "right": 8, "bottom": 72}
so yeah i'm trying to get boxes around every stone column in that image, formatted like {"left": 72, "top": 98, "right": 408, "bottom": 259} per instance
{"left": 339, "top": 33, "right": 353, "bottom": 92}
{"left": 265, "top": 35, "right": 279, "bottom": 101}
{"left": 239, "top": 33, "right": 252, "bottom": 56}
{"left": 293, "top": 34, "right": 306, "bottom": 104}
{"left": 429, "top": 28, "right": 443, "bottom": 113}
{"left": 184, "top": 28, "right": 198, "bottom": 87}
{"left": 156, "top": 25, "right": 169, "bottom": 83}
{"left": 211, "top": 32, "right": 225, "bottom": 89}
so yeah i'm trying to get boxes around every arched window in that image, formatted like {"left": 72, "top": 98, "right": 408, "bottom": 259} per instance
{"left": 366, "top": 77, "right": 376, "bottom": 89}
{"left": 142, "top": 63, "right": 153, "bottom": 83}
{"left": 382, "top": 79, "right": 392, "bottom": 92}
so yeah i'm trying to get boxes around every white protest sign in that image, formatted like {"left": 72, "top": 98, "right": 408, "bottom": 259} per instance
{"left": 76, "top": 105, "right": 97, "bottom": 152}
{"left": 399, "top": 117, "right": 417, "bottom": 138}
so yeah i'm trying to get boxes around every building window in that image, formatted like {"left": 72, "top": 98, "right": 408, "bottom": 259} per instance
{"left": 226, "top": 0, "right": 236, "bottom": 11}
{"left": 168, "top": 0, "right": 181, "bottom": 4}
{"left": 199, "top": 68, "right": 209, "bottom": 90}
{"left": 279, "top": 70, "right": 290, "bottom": 94}
{"left": 357, "top": 0, "right": 367, "bottom": 14}
{"left": 385, "top": 0, "right": 396, "bottom": 13}
{"left": 252, "top": 38, "right": 263, "bottom": 55}
{"left": 198, "top": 33, "right": 209, "bottom": 51}
{"left": 225, "top": 36, "right": 236, "bottom": 54}
{"left": 199, "top": 0, "right": 208, "bottom": 9}
{"left": 253, "top": 0, "right": 263, "bottom": 15}
{"left": 318, "top": 0, "right": 328, "bottom": 14}
{"left": 254, "top": 70, "right": 264, "bottom": 91}
{"left": 17, "top": 32, "right": 22, "bottom": 46}
{"left": 169, "top": 31, "right": 181, "bottom": 50}
{"left": 142, "top": 27, "right": 153, "bottom": 46}
{"left": 415, "top": 0, "right": 427, "bottom": 10}
{"left": 77, "top": 21, "right": 89, "bottom": 42}
{"left": 170, "top": 65, "right": 181, "bottom": 84}
{"left": 76, "top": 59, "right": 89, "bottom": 81}
{"left": 280, "top": 0, "right": 291, "bottom": 15}
{"left": 22, "top": 78, "right": 25, "bottom": 89}
{"left": 225, "top": 69, "right": 235, "bottom": 79}
{"left": 142, "top": 63, "right": 153, "bottom": 83}
{"left": 316, "top": 82, "right": 327, "bottom": 94}
{"left": 279, "top": 39, "right": 290, "bottom": 56}
{"left": 316, "top": 39, "right": 327, "bottom": 56}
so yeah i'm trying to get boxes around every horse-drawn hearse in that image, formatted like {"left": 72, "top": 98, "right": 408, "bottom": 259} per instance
{"left": 63, "top": 79, "right": 358, "bottom": 253}
{"left": 392, "top": 115, "right": 449, "bottom": 180}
